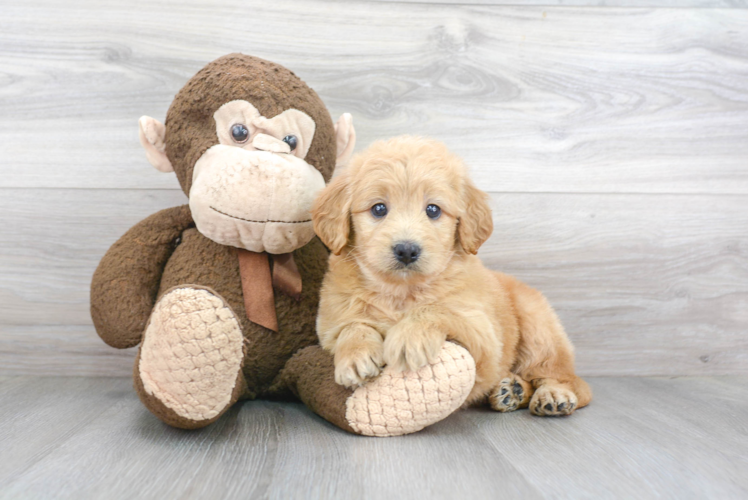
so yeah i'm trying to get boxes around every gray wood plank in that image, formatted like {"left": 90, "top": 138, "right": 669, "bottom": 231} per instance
{"left": 266, "top": 405, "right": 542, "bottom": 500}
{"left": 1, "top": 2, "right": 747, "bottom": 193}
{"left": 1, "top": 188, "right": 746, "bottom": 376}
{"left": 484, "top": 192, "right": 748, "bottom": 376}
{"left": 0, "top": 189, "right": 187, "bottom": 327}
{"left": 0, "top": 380, "right": 541, "bottom": 499}
{"left": 0, "top": 377, "right": 132, "bottom": 485}
{"left": 472, "top": 377, "right": 748, "bottom": 498}
{"left": 0, "top": 325, "right": 136, "bottom": 377}
{"left": 0, "top": 383, "right": 279, "bottom": 499}
{"left": 1, "top": 376, "right": 747, "bottom": 499}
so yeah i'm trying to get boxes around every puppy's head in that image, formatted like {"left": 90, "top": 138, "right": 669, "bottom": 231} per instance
{"left": 312, "top": 136, "right": 493, "bottom": 285}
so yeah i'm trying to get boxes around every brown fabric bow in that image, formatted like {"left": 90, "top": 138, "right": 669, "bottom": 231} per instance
{"left": 236, "top": 249, "right": 302, "bottom": 332}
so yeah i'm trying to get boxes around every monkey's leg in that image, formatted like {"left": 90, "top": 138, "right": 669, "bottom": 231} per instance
{"left": 134, "top": 286, "right": 247, "bottom": 429}
{"left": 274, "top": 342, "right": 476, "bottom": 436}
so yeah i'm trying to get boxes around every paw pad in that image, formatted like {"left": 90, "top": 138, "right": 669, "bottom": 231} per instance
{"left": 530, "top": 384, "right": 578, "bottom": 417}
{"left": 489, "top": 377, "right": 528, "bottom": 412}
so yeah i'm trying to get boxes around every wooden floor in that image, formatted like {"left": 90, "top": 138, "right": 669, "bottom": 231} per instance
{"left": 0, "top": 376, "right": 746, "bottom": 499}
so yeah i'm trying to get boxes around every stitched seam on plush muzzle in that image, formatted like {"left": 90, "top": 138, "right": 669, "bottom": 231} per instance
{"left": 210, "top": 206, "right": 312, "bottom": 224}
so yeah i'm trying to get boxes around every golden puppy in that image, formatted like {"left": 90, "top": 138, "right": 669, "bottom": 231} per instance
{"left": 311, "top": 136, "right": 591, "bottom": 416}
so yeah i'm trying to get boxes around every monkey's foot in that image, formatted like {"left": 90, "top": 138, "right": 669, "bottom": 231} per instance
{"left": 135, "top": 286, "right": 245, "bottom": 429}
{"left": 345, "top": 342, "right": 475, "bottom": 436}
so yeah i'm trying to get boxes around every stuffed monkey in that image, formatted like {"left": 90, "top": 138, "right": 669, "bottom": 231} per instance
{"left": 90, "top": 54, "right": 476, "bottom": 436}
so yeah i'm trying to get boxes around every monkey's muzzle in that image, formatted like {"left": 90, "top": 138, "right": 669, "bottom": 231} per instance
{"left": 189, "top": 144, "right": 325, "bottom": 254}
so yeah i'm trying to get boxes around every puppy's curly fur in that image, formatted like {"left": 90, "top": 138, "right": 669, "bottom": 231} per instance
{"left": 312, "top": 137, "right": 591, "bottom": 416}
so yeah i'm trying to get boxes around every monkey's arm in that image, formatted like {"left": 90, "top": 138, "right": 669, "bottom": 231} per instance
{"left": 90, "top": 205, "right": 193, "bottom": 349}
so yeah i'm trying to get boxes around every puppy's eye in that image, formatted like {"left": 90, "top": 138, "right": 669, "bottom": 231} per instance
{"left": 426, "top": 204, "right": 441, "bottom": 219}
{"left": 231, "top": 124, "right": 249, "bottom": 143}
{"left": 371, "top": 203, "right": 388, "bottom": 218}
{"left": 283, "top": 135, "right": 298, "bottom": 151}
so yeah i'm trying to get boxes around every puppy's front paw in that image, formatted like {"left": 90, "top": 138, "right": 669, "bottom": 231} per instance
{"left": 383, "top": 323, "right": 445, "bottom": 372}
{"left": 333, "top": 330, "right": 384, "bottom": 388}
{"left": 335, "top": 351, "right": 382, "bottom": 388}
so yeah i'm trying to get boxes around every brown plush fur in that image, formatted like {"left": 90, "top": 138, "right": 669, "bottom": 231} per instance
{"left": 273, "top": 346, "right": 356, "bottom": 433}
{"left": 312, "top": 137, "right": 591, "bottom": 416}
{"left": 164, "top": 53, "right": 337, "bottom": 194}
{"left": 90, "top": 54, "right": 350, "bottom": 430}
{"left": 91, "top": 204, "right": 194, "bottom": 349}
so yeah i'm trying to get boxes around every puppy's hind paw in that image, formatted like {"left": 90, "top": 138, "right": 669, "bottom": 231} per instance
{"left": 530, "top": 383, "right": 578, "bottom": 416}
{"left": 489, "top": 376, "right": 532, "bottom": 412}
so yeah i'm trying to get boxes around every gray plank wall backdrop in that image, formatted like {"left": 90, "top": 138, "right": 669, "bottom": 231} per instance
{"left": 1, "top": 0, "right": 746, "bottom": 377}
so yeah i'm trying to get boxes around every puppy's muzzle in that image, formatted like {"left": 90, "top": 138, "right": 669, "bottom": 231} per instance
{"left": 393, "top": 241, "right": 421, "bottom": 266}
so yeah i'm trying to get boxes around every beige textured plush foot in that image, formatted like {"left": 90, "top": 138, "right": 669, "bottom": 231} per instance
{"left": 345, "top": 342, "right": 476, "bottom": 437}
{"left": 139, "top": 287, "right": 244, "bottom": 422}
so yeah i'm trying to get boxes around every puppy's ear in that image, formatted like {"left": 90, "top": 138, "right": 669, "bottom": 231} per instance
{"left": 457, "top": 181, "right": 493, "bottom": 254}
{"left": 312, "top": 173, "right": 352, "bottom": 255}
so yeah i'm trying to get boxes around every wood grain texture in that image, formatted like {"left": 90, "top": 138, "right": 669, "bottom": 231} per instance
{"left": 0, "top": 189, "right": 187, "bottom": 327}
{"left": 0, "top": 377, "right": 127, "bottom": 485}
{"left": 0, "top": 325, "right": 137, "bottom": 377}
{"left": 485, "top": 192, "right": 748, "bottom": 376}
{"left": 1, "top": 376, "right": 746, "bottom": 499}
{"left": 1, "top": 188, "right": 745, "bottom": 377}
{"left": 0, "top": 1, "right": 747, "bottom": 193}
{"left": 1, "top": 1, "right": 747, "bottom": 377}
{"left": 471, "top": 376, "right": 748, "bottom": 498}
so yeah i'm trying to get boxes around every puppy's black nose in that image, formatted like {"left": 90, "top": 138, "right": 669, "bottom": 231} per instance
{"left": 393, "top": 242, "right": 421, "bottom": 265}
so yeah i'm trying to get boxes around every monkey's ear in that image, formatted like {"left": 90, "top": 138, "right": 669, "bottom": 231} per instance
{"left": 457, "top": 181, "right": 493, "bottom": 255}
{"left": 312, "top": 173, "right": 352, "bottom": 255}
{"left": 334, "top": 113, "right": 356, "bottom": 169}
{"left": 138, "top": 116, "right": 174, "bottom": 173}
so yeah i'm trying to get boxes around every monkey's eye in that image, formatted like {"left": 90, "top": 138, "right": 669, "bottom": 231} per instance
{"left": 371, "top": 203, "right": 388, "bottom": 218}
{"left": 231, "top": 124, "right": 249, "bottom": 143}
{"left": 283, "top": 135, "right": 298, "bottom": 151}
{"left": 426, "top": 204, "right": 441, "bottom": 219}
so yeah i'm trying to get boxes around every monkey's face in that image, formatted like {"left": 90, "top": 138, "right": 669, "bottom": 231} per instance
{"left": 188, "top": 100, "right": 324, "bottom": 254}
{"left": 137, "top": 54, "right": 355, "bottom": 255}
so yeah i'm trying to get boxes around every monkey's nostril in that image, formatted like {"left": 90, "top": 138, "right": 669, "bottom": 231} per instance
{"left": 393, "top": 242, "right": 421, "bottom": 265}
